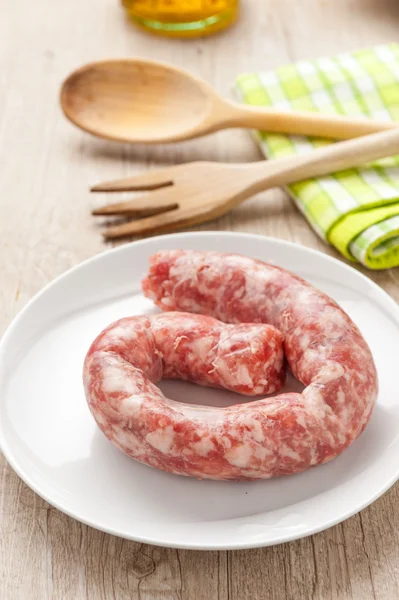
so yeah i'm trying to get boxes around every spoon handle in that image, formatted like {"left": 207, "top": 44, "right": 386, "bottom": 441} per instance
{"left": 240, "top": 127, "right": 399, "bottom": 195}
{"left": 224, "top": 101, "right": 396, "bottom": 140}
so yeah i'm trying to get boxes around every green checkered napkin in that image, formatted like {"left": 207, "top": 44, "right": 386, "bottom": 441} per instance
{"left": 235, "top": 43, "right": 399, "bottom": 269}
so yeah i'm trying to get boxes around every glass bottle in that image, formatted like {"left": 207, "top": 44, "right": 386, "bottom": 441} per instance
{"left": 122, "top": 1, "right": 239, "bottom": 38}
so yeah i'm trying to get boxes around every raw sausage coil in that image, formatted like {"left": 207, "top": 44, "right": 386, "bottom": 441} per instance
{"left": 84, "top": 250, "right": 378, "bottom": 480}
{"left": 83, "top": 312, "right": 285, "bottom": 479}
{"left": 141, "top": 250, "right": 378, "bottom": 479}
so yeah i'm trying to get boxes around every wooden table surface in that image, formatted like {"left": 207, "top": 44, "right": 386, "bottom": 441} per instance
{"left": 2, "top": 0, "right": 399, "bottom": 598}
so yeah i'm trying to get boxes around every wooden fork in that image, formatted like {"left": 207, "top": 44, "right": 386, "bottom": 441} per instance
{"left": 92, "top": 128, "right": 399, "bottom": 239}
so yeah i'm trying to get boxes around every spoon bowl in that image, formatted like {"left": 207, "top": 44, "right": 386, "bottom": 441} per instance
{"left": 60, "top": 58, "right": 396, "bottom": 144}
{"left": 60, "top": 59, "right": 222, "bottom": 143}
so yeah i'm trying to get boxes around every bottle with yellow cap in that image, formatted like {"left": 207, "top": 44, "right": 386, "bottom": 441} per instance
{"left": 122, "top": 0, "right": 239, "bottom": 38}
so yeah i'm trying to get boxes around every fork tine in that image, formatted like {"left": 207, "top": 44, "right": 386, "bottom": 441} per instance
{"left": 92, "top": 189, "right": 178, "bottom": 217}
{"left": 102, "top": 208, "right": 183, "bottom": 239}
{"left": 102, "top": 208, "right": 205, "bottom": 239}
{"left": 102, "top": 204, "right": 221, "bottom": 239}
{"left": 90, "top": 169, "right": 174, "bottom": 193}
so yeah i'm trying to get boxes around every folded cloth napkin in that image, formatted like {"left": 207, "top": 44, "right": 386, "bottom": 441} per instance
{"left": 235, "top": 43, "right": 399, "bottom": 269}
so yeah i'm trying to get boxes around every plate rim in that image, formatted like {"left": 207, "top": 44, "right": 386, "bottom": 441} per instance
{"left": 1, "top": 231, "right": 399, "bottom": 550}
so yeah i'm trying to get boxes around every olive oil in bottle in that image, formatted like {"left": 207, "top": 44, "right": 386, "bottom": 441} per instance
{"left": 122, "top": 0, "right": 239, "bottom": 38}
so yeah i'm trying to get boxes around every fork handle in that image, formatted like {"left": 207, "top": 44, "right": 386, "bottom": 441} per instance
{"left": 240, "top": 127, "right": 399, "bottom": 196}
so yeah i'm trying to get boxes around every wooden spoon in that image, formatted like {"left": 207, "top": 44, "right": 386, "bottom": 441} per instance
{"left": 60, "top": 58, "right": 396, "bottom": 144}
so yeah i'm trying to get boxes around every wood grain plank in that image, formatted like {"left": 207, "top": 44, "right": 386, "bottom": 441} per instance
{"left": 1, "top": 0, "right": 399, "bottom": 599}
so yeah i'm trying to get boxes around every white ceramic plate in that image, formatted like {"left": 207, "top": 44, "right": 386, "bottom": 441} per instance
{"left": 1, "top": 232, "right": 399, "bottom": 550}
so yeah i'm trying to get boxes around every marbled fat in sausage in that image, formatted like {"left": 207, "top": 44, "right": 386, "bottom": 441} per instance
{"left": 139, "top": 250, "right": 378, "bottom": 479}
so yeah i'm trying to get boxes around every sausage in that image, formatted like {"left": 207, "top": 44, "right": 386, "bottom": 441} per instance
{"left": 140, "top": 250, "right": 378, "bottom": 479}
{"left": 83, "top": 312, "right": 285, "bottom": 478}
